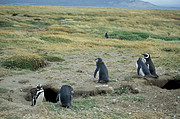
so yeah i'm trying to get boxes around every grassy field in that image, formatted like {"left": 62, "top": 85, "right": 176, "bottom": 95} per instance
{"left": 0, "top": 5, "right": 180, "bottom": 118}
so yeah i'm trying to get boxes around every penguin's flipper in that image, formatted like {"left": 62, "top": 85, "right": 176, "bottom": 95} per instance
{"left": 94, "top": 68, "right": 99, "bottom": 78}
{"left": 31, "top": 96, "right": 36, "bottom": 106}
{"left": 137, "top": 65, "right": 141, "bottom": 75}
{"left": 56, "top": 93, "right": 61, "bottom": 102}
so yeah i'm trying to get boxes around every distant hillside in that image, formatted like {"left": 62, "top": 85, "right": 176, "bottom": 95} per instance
{"left": 0, "top": 0, "right": 180, "bottom": 10}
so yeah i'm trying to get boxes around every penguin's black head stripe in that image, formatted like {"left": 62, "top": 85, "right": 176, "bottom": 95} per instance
{"left": 142, "top": 53, "right": 150, "bottom": 59}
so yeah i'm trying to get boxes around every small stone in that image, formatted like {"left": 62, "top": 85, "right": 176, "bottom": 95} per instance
{"left": 174, "top": 102, "right": 178, "bottom": 106}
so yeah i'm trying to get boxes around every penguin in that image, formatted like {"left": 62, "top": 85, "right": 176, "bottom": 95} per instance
{"left": 31, "top": 84, "right": 44, "bottom": 106}
{"left": 136, "top": 57, "right": 154, "bottom": 78}
{"left": 105, "top": 32, "right": 109, "bottom": 39}
{"left": 142, "top": 53, "right": 159, "bottom": 78}
{"left": 94, "top": 58, "right": 109, "bottom": 83}
{"left": 56, "top": 85, "right": 74, "bottom": 108}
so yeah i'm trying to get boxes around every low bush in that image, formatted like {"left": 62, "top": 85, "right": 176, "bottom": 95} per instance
{"left": 1, "top": 54, "right": 47, "bottom": 71}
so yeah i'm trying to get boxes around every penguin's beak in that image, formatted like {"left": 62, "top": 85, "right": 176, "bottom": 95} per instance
{"left": 142, "top": 53, "right": 145, "bottom": 56}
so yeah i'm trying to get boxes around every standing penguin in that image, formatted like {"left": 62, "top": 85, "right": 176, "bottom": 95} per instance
{"left": 94, "top": 58, "right": 109, "bottom": 83}
{"left": 56, "top": 85, "right": 74, "bottom": 108}
{"left": 136, "top": 57, "right": 153, "bottom": 77}
{"left": 105, "top": 32, "right": 109, "bottom": 39}
{"left": 142, "top": 53, "right": 159, "bottom": 78}
{"left": 31, "top": 84, "right": 44, "bottom": 106}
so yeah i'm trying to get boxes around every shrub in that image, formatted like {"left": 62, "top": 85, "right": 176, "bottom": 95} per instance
{"left": 2, "top": 54, "right": 47, "bottom": 71}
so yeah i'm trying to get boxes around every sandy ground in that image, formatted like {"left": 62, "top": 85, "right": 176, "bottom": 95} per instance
{"left": 0, "top": 49, "right": 179, "bottom": 118}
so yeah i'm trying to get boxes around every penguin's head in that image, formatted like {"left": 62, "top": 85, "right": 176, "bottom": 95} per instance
{"left": 37, "top": 84, "right": 43, "bottom": 90}
{"left": 95, "top": 58, "right": 103, "bottom": 63}
{"left": 138, "top": 57, "right": 142, "bottom": 61}
{"left": 142, "top": 53, "right": 150, "bottom": 59}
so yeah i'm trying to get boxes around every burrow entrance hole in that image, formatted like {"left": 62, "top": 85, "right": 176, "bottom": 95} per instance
{"left": 25, "top": 86, "right": 59, "bottom": 103}
{"left": 162, "top": 80, "right": 180, "bottom": 90}
{"left": 44, "top": 88, "right": 58, "bottom": 103}
{"left": 145, "top": 79, "right": 180, "bottom": 90}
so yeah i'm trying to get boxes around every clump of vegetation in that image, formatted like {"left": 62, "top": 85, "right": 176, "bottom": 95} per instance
{"left": 0, "top": 88, "right": 8, "bottom": 93}
{"left": 173, "top": 74, "right": 180, "bottom": 80}
{"left": 1, "top": 54, "right": 47, "bottom": 71}
{"left": 109, "top": 30, "right": 180, "bottom": 41}
{"left": 111, "top": 86, "right": 129, "bottom": 96}
{"left": 161, "top": 47, "right": 180, "bottom": 53}
{"left": 41, "top": 36, "right": 72, "bottom": 43}
{"left": 0, "top": 21, "right": 13, "bottom": 27}
{"left": 43, "top": 56, "right": 65, "bottom": 62}
{"left": 123, "top": 76, "right": 133, "bottom": 82}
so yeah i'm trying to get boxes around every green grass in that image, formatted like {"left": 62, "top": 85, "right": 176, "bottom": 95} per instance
{"left": 0, "top": 88, "right": 8, "bottom": 93}
{"left": 43, "top": 56, "right": 65, "bottom": 62}
{"left": 161, "top": 47, "right": 180, "bottom": 53}
{"left": 51, "top": 66, "right": 71, "bottom": 70}
{"left": 72, "top": 99, "right": 98, "bottom": 111}
{"left": 5, "top": 116, "right": 20, "bottom": 119}
{"left": 0, "top": 21, "right": 13, "bottom": 27}
{"left": 121, "top": 95, "right": 145, "bottom": 102}
{"left": 173, "top": 74, "right": 180, "bottom": 80}
{"left": 111, "top": 86, "right": 129, "bottom": 96}
{"left": 43, "top": 98, "right": 98, "bottom": 112}
{"left": 109, "top": 30, "right": 180, "bottom": 41}
{"left": 123, "top": 76, "right": 133, "bottom": 82}
{"left": 40, "top": 36, "right": 72, "bottom": 43}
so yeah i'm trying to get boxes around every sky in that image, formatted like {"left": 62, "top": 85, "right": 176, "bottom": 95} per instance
{"left": 141, "top": 0, "right": 180, "bottom": 7}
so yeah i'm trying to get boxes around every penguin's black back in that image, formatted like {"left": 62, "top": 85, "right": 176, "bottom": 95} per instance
{"left": 97, "top": 62, "right": 109, "bottom": 82}
{"left": 58, "top": 85, "right": 73, "bottom": 108}
{"left": 146, "top": 58, "right": 158, "bottom": 78}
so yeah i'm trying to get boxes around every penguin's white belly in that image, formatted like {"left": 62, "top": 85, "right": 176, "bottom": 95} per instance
{"left": 136, "top": 62, "right": 138, "bottom": 69}
{"left": 36, "top": 92, "right": 44, "bottom": 105}
{"left": 136, "top": 62, "right": 144, "bottom": 76}
{"left": 139, "top": 68, "right": 145, "bottom": 76}
{"left": 97, "top": 70, "right": 100, "bottom": 79}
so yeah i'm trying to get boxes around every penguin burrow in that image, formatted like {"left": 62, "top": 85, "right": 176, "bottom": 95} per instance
{"left": 44, "top": 88, "right": 58, "bottom": 103}
{"left": 162, "top": 80, "right": 180, "bottom": 90}
{"left": 26, "top": 85, "right": 58, "bottom": 104}
{"left": 94, "top": 58, "right": 109, "bottom": 83}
